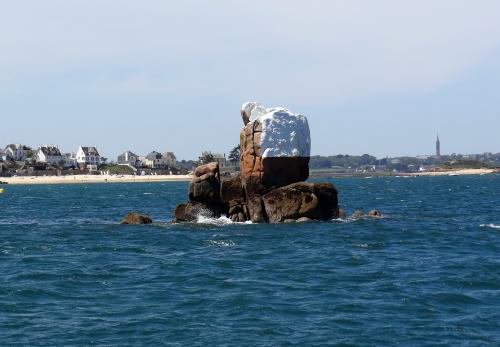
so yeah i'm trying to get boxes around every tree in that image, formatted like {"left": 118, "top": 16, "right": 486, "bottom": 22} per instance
{"left": 58, "top": 159, "right": 66, "bottom": 168}
{"left": 201, "top": 153, "right": 215, "bottom": 164}
{"left": 228, "top": 145, "right": 240, "bottom": 165}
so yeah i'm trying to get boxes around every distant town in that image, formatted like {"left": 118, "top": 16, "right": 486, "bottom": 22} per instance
{"left": 0, "top": 136, "right": 498, "bottom": 178}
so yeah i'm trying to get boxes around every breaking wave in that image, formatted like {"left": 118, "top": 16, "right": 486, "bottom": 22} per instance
{"left": 196, "top": 214, "right": 252, "bottom": 226}
{"left": 480, "top": 223, "right": 500, "bottom": 229}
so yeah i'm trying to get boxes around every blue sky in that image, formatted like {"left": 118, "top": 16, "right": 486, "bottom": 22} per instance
{"left": 1, "top": 1, "right": 499, "bottom": 160}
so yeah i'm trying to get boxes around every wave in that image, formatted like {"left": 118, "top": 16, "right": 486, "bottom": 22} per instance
{"left": 207, "top": 239, "right": 236, "bottom": 247}
{"left": 480, "top": 223, "right": 500, "bottom": 229}
{"left": 196, "top": 214, "right": 252, "bottom": 226}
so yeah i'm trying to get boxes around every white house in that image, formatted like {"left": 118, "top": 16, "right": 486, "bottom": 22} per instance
{"left": 36, "top": 145, "right": 62, "bottom": 164}
{"left": 162, "top": 151, "right": 177, "bottom": 167}
{"left": 143, "top": 151, "right": 165, "bottom": 169}
{"left": 199, "top": 151, "right": 226, "bottom": 168}
{"left": 117, "top": 151, "right": 140, "bottom": 167}
{"left": 0, "top": 149, "right": 6, "bottom": 162}
{"left": 76, "top": 146, "right": 101, "bottom": 170}
{"left": 62, "top": 153, "right": 78, "bottom": 168}
{"left": 4, "top": 144, "right": 24, "bottom": 161}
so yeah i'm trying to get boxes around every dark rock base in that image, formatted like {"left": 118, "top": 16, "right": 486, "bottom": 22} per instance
{"left": 174, "top": 167, "right": 339, "bottom": 224}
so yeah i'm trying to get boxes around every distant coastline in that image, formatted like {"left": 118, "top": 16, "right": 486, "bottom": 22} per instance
{"left": 1, "top": 168, "right": 497, "bottom": 185}
{"left": 309, "top": 168, "right": 497, "bottom": 179}
{"left": 1, "top": 174, "right": 192, "bottom": 185}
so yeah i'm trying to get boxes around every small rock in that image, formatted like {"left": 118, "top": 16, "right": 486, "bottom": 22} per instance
{"left": 338, "top": 209, "right": 346, "bottom": 219}
{"left": 367, "top": 210, "right": 382, "bottom": 218}
{"left": 284, "top": 219, "right": 296, "bottom": 223}
{"left": 121, "top": 212, "right": 152, "bottom": 225}
{"left": 352, "top": 210, "right": 363, "bottom": 219}
{"left": 297, "top": 217, "right": 312, "bottom": 223}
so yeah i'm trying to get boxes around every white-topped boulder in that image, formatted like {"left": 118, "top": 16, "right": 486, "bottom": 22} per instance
{"left": 240, "top": 102, "right": 311, "bottom": 193}
{"left": 240, "top": 102, "right": 311, "bottom": 158}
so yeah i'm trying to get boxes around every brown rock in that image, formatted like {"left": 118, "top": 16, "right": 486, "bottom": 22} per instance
{"left": 367, "top": 210, "right": 382, "bottom": 218}
{"left": 220, "top": 174, "right": 244, "bottom": 203}
{"left": 174, "top": 201, "right": 221, "bottom": 222}
{"left": 312, "top": 183, "right": 339, "bottom": 220}
{"left": 352, "top": 210, "right": 363, "bottom": 219}
{"left": 338, "top": 209, "right": 346, "bottom": 219}
{"left": 121, "top": 212, "right": 152, "bottom": 225}
{"left": 262, "top": 183, "right": 319, "bottom": 223}
{"left": 246, "top": 194, "right": 266, "bottom": 223}
{"left": 188, "top": 162, "right": 221, "bottom": 204}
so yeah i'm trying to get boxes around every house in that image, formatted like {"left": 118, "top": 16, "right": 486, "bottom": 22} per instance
{"left": 117, "top": 150, "right": 140, "bottom": 167}
{"left": 76, "top": 146, "right": 101, "bottom": 171}
{"left": 62, "top": 153, "right": 78, "bottom": 168}
{"left": 162, "top": 152, "right": 177, "bottom": 167}
{"left": 199, "top": 151, "right": 226, "bottom": 168}
{"left": 0, "top": 149, "right": 6, "bottom": 162}
{"left": 4, "top": 144, "right": 24, "bottom": 161}
{"left": 142, "top": 151, "right": 165, "bottom": 169}
{"left": 35, "top": 145, "right": 62, "bottom": 164}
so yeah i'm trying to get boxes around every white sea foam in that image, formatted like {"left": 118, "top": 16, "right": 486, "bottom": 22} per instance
{"left": 207, "top": 240, "right": 236, "bottom": 247}
{"left": 196, "top": 215, "right": 234, "bottom": 225}
{"left": 480, "top": 224, "right": 500, "bottom": 229}
{"left": 196, "top": 214, "right": 253, "bottom": 226}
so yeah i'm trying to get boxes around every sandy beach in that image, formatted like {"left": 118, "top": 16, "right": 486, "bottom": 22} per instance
{"left": 1, "top": 174, "right": 192, "bottom": 185}
{"left": 407, "top": 168, "right": 497, "bottom": 177}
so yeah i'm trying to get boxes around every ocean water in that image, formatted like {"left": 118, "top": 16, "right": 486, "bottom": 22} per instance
{"left": 0, "top": 175, "right": 499, "bottom": 346}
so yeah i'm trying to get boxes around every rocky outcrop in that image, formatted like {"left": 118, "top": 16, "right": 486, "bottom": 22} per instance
{"left": 350, "top": 209, "right": 383, "bottom": 220}
{"left": 121, "top": 212, "right": 152, "bottom": 224}
{"left": 173, "top": 101, "right": 341, "bottom": 224}
{"left": 189, "top": 162, "right": 220, "bottom": 204}
{"left": 174, "top": 163, "right": 223, "bottom": 222}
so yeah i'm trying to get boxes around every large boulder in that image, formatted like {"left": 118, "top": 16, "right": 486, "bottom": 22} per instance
{"left": 220, "top": 173, "right": 248, "bottom": 222}
{"left": 188, "top": 162, "right": 221, "bottom": 204}
{"left": 174, "top": 201, "right": 222, "bottom": 222}
{"left": 240, "top": 102, "right": 310, "bottom": 194}
{"left": 262, "top": 182, "right": 339, "bottom": 223}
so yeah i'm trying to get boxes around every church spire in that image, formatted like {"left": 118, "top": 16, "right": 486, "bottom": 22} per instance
{"left": 436, "top": 133, "right": 441, "bottom": 157}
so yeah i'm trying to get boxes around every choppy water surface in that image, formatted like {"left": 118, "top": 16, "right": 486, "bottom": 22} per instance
{"left": 0, "top": 175, "right": 499, "bottom": 346}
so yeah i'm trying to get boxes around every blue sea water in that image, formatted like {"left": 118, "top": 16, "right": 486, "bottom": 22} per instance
{"left": 0, "top": 175, "right": 499, "bottom": 346}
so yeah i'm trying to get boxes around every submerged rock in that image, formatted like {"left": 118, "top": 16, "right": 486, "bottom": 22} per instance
{"left": 338, "top": 209, "right": 346, "bottom": 219}
{"left": 367, "top": 209, "right": 383, "bottom": 218}
{"left": 121, "top": 212, "right": 152, "bottom": 225}
{"left": 352, "top": 210, "right": 364, "bottom": 219}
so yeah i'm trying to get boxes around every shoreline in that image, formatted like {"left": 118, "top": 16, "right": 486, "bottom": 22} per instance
{"left": 0, "top": 174, "right": 192, "bottom": 185}
{"left": 0, "top": 168, "right": 496, "bottom": 185}
{"left": 406, "top": 168, "right": 497, "bottom": 177}
{"left": 311, "top": 168, "right": 497, "bottom": 178}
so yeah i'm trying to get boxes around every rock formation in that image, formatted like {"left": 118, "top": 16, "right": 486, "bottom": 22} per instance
{"left": 174, "top": 102, "right": 340, "bottom": 223}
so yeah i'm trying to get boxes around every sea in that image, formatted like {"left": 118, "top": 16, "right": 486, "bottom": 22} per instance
{"left": 0, "top": 175, "right": 499, "bottom": 346}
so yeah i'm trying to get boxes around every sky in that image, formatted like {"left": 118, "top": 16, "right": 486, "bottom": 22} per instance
{"left": 1, "top": 0, "right": 499, "bottom": 160}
